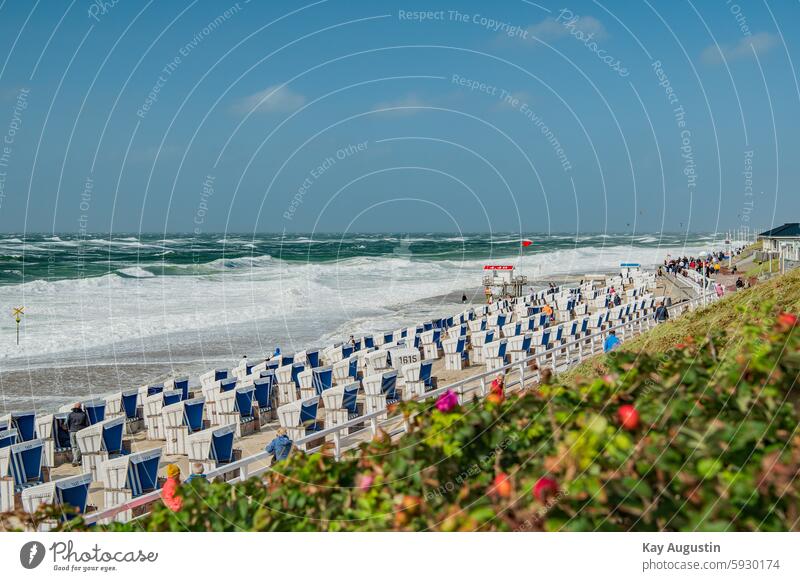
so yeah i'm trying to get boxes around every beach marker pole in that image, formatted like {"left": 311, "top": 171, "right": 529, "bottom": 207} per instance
{"left": 12, "top": 306, "right": 24, "bottom": 346}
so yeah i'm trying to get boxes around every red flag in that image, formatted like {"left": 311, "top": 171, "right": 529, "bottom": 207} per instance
{"left": 521, "top": 239, "right": 533, "bottom": 247}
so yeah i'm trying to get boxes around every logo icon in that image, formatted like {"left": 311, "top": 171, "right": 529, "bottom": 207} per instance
{"left": 20, "top": 541, "right": 46, "bottom": 569}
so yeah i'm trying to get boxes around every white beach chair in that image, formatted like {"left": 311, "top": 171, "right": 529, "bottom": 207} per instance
{"left": 76, "top": 416, "right": 127, "bottom": 480}
{"left": 320, "top": 382, "right": 362, "bottom": 428}
{"left": 483, "top": 339, "right": 508, "bottom": 372}
{"left": 401, "top": 360, "right": 436, "bottom": 398}
{"left": 470, "top": 329, "right": 494, "bottom": 365}
{"left": 420, "top": 329, "right": 442, "bottom": 360}
{"left": 97, "top": 448, "right": 162, "bottom": 523}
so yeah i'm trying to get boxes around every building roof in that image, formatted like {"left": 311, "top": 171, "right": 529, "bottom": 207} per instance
{"left": 759, "top": 223, "right": 800, "bottom": 238}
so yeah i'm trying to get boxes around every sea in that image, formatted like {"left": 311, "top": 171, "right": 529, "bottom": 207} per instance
{"left": 0, "top": 232, "right": 717, "bottom": 413}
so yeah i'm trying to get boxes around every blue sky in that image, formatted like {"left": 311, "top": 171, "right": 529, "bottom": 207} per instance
{"left": 0, "top": 0, "right": 797, "bottom": 234}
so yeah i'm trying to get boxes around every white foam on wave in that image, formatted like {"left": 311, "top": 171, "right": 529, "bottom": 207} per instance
{"left": 118, "top": 266, "right": 155, "bottom": 278}
{"left": 0, "top": 242, "right": 710, "bottom": 364}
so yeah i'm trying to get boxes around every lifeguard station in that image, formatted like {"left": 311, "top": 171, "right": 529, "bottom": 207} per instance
{"left": 482, "top": 265, "right": 528, "bottom": 299}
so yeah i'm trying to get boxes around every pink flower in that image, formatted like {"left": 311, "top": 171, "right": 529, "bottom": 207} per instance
{"left": 436, "top": 390, "right": 459, "bottom": 413}
{"left": 356, "top": 473, "right": 374, "bottom": 491}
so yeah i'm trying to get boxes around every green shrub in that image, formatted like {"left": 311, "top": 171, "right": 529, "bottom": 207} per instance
{"left": 53, "top": 302, "right": 797, "bottom": 532}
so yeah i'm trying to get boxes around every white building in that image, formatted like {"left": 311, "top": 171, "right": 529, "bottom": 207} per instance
{"left": 758, "top": 223, "right": 800, "bottom": 262}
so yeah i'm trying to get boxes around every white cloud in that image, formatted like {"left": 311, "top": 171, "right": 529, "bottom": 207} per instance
{"left": 526, "top": 14, "right": 607, "bottom": 42}
{"left": 231, "top": 85, "right": 306, "bottom": 114}
{"left": 701, "top": 32, "right": 778, "bottom": 64}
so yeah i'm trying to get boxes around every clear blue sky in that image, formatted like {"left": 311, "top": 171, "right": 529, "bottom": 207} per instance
{"left": 0, "top": 0, "right": 797, "bottom": 234}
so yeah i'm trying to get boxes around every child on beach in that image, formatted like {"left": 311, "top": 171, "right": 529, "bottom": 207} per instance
{"left": 490, "top": 373, "right": 505, "bottom": 401}
{"left": 161, "top": 464, "right": 183, "bottom": 512}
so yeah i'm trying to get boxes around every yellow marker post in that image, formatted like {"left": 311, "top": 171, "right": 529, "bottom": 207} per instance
{"left": 12, "top": 306, "right": 24, "bottom": 346}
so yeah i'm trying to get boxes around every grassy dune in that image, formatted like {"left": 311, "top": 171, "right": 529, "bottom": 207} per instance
{"left": 564, "top": 268, "right": 800, "bottom": 382}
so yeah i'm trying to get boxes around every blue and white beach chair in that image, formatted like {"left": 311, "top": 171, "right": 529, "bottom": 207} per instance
{"left": 277, "top": 397, "right": 322, "bottom": 442}
{"left": 0, "top": 428, "right": 19, "bottom": 450}
{"left": 442, "top": 336, "right": 468, "bottom": 371}
{"left": 21, "top": 473, "right": 93, "bottom": 525}
{"left": 483, "top": 339, "right": 508, "bottom": 372}
{"left": 312, "top": 366, "right": 334, "bottom": 395}
{"left": 98, "top": 448, "right": 162, "bottom": 523}
{"left": 0, "top": 439, "right": 46, "bottom": 510}
{"left": 1, "top": 411, "right": 38, "bottom": 442}
{"left": 401, "top": 359, "right": 436, "bottom": 397}
{"left": 320, "top": 381, "right": 362, "bottom": 427}
{"left": 76, "top": 416, "right": 128, "bottom": 479}
{"left": 186, "top": 424, "right": 239, "bottom": 478}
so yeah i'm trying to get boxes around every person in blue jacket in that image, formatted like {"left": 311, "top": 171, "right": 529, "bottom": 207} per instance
{"left": 603, "top": 330, "right": 621, "bottom": 353}
{"left": 266, "top": 428, "right": 293, "bottom": 462}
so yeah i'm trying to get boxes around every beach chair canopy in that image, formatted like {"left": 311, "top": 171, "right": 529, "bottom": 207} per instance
{"left": 11, "top": 411, "right": 37, "bottom": 441}
{"left": 173, "top": 377, "right": 190, "bottom": 400}
{"left": 101, "top": 417, "right": 126, "bottom": 456}
{"left": 183, "top": 398, "right": 205, "bottom": 433}
{"left": 381, "top": 371, "right": 400, "bottom": 404}
{"left": 214, "top": 369, "right": 228, "bottom": 382}
{"left": 217, "top": 377, "right": 236, "bottom": 393}
{"left": 290, "top": 362, "right": 305, "bottom": 387}
{"left": 306, "top": 349, "right": 321, "bottom": 368}
{"left": 210, "top": 425, "right": 236, "bottom": 464}
{"left": 254, "top": 378, "right": 274, "bottom": 411}
{"left": 127, "top": 449, "right": 161, "bottom": 496}
{"left": 147, "top": 383, "right": 165, "bottom": 396}
{"left": 234, "top": 386, "right": 255, "bottom": 421}
{"left": 7, "top": 439, "right": 44, "bottom": 488}
{"left": 419, "top": 360, "right": 434, "bottom": 387}
{"left": 0, "top": 428, "right": 19, "bottom": 450}
{"left": 54, "top": 473, "right": 93, "bottom": 520}
{"left": 162, "top": 389, "right": 183, "bottom": 407}
{"left": 121, "top": 390, "right": 139, "bottom": 420}
{"left": 342, "top": 383, "right": 360, "bottom": 416}
{"left": 83, "top": 399, "right": 106, "bottom": 425}
{"left": 312, "top": 366, "right": 334, "bottom": 395}
{"left": 299, "top": 397, "right": 321, "bottom": 433}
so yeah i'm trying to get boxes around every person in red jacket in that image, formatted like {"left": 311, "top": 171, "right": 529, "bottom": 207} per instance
{"left": 490, "top": 373, "right": 506, "bottom": 401}
{"left": 161, "top": 464, "right": 183, "bottom": 512}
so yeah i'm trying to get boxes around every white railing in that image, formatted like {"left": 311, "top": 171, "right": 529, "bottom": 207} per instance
{"left": 83, "top": 292, "right": 717, "bottom": 526}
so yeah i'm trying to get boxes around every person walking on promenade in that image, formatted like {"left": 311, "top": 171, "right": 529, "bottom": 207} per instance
{"left": 186, "top": 463, "right": 207, "bottom": 483}
{"left": 266, "top": 428, "right": 293, "bottom": 462}
{"left": 490, "top": 373, "right": 505, "bottom": 401}
{"left": 65, "top": 402, "right": 90, "bottom": 466}
{"left": 603, "top": 330, "right": 621, "bottom": 353}
{"left": 654, "top": 301, "right": 670, "bottom": 323}
{"left": 161, "top": 464, "right": 183, "bottom": 512}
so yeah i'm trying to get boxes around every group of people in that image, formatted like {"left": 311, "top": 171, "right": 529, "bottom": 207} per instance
{"left": 663, "top": 255, "right": 721, "bottom": 277}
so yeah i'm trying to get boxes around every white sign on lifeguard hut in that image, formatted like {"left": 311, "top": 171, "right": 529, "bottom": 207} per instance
{"left": 483, "top": 264, "right": 514, "bottom": 284}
